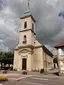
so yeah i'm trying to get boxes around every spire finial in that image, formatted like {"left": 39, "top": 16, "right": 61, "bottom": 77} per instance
{"left": 28, "top": 0, "right": 30, "bottom": 10}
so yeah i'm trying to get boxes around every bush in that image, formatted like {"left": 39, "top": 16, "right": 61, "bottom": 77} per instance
{"left": 13, "top": 69, "right": 17, "bottom": 71}
{"left": 40, "top": 69, "right": 44, "bottom": 74}
{"left": 3, "top": 67, "right": 10, "bottom": 70}
{"left": 43, "top": 70, "right": 48, "bottom": 75}
{"left": 32, "top": 69, "right": 39, "bottom": 72}
{"left": 40, "top": 69, "right": 48, "bottom": 75}
{"left": 22, "top": 71, "right": 27, "bottom": 75}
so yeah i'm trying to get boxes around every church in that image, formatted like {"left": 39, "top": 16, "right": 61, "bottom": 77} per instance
{"left": 13, "top": 9, "right": 53, "bottom": 71}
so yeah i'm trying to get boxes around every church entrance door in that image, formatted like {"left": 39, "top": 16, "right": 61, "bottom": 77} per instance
{"left": 22, "top": 58, "right": 27, "bottom": 70}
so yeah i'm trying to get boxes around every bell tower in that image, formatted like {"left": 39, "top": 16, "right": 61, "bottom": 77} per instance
{"left": 19, "top": 9, "right": 36, "bottom": 46}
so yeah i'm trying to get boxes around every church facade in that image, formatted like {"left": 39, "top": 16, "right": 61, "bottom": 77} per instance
{"left": 13, "top": 10, "right": 53, "bottom": 71}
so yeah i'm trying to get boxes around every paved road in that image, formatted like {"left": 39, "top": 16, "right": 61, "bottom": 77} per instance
{"left": 0, "top": 75, "right": 64, "bottom": 85}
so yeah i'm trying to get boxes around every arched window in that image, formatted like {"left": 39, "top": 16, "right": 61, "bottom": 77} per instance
{"left": 23, "top": 35, "right": 27, "bottom": 44}
{"left": 24, "top": 22, "right": 27, "bottom": 28}
{"left": 24, "top": 35, "right": 26, "bottom": 38}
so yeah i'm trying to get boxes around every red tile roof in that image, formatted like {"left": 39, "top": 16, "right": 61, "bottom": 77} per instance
{"left": 55, "top": 42, "right": 64, "bottom": 48}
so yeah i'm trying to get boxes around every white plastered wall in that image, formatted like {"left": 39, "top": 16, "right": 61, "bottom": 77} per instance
{"left": 19, "top": 31, "right": 35, "bottom": 46}
{"left": 58, "top": 48, "right": 64, "bottom": 73}
{"left": 20, "top": 17, "right": 32, "bottom": 30}
{"left": 13, "top": 50, "right": 19, "bottom": 70}
{"left": 33, "top": 47, "right": 44, "bottom": 70}
{"left": 19, "top": 17, "right": 36, "bottom": 46}
{"left": 17, "top": 52, "right": 32, "bottom": 71}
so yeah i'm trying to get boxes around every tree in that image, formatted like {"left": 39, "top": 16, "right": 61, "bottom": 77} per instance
{"left": 53, "top": 57, "right": 58, "bottom": 64}
{"left": 0, "top": 52, "right": 14, "bottom": 70}
{"left": 53, "top": 57, "right": 58, "bottom": 68}
{"left": 0, "top": 52, "right": 4, "bottom": 69}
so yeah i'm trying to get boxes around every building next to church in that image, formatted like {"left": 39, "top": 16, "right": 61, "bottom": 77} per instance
{"left": 55, "top": 42, "right": 64, "bottom": 73}
{"left": 13, "top": 10, "right": 53, "bottom": 71}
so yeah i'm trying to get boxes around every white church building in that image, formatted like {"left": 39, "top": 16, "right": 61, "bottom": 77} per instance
{"left": 13, "top": 10, "right": 53, "bottom": 71}
{"left": 55, "top": 42, "right": 64, "bottom": 73}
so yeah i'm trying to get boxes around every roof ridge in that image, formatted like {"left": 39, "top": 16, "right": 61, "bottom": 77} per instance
{"left": 55, "top": 41, "right": 64, "bottom": 48}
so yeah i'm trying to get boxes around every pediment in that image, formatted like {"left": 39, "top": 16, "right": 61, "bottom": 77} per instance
{"left": 18, "top": 49, "right": 33, "bottom": 53}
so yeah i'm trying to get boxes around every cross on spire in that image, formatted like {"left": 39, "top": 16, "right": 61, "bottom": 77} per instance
{"left": 28, "top": 0, "right": 30, "bottom": 10}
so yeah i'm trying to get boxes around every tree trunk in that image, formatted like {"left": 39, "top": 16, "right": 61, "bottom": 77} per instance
{"left": 1, "top": 62, "right": 2, "bottom": 69}
{"left": 8, "top": 64, "right": 10, "bottom": 68}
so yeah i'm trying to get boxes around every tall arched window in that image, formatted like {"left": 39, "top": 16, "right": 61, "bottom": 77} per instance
{"left": 23, "top": 35, "right": 27, "bottom": 44}
{"left": 24, "top": 22, "right": 27, "bottom": 28}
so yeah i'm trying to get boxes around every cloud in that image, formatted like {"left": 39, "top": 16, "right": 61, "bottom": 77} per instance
{"left": 0, "top": 0, "right": 64, "bottom": 54}
{"left": 0, "top": 44, "right": 9, "bottom": 52}
{"left": 45, "top": 45, "right": 57, "bottom": 55}
{"left": 0, "top": 5, "right": 19, "bottom": 51}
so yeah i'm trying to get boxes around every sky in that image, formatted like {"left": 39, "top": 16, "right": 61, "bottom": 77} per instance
{"left": 0, "top": 0, "right": 64, "bottom": 55}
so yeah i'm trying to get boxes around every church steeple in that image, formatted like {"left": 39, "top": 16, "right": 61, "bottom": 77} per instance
{"left": 19, "top": 1, "right": 36, "bottom": 46}
{"left": 20, "top": 0, "right": 36, "bottom": 22}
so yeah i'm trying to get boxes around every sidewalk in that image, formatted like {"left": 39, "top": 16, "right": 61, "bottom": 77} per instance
{"left": 0, "top": 70, "right": 63, "bottom": 79}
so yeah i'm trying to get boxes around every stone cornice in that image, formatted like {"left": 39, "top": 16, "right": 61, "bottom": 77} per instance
{"left": 20, "top": 15, "right": 36, "bottom": 22}
{"left": 14, "top": 45, "right": 53, "bottom": 58}
{"left": 34, "top": 45, "right": 42, "bottom": 48}
{"left": 18, "top": 49, "right": 34, "bottom": 54}
{"left": 14, "top": 48, "right": 19, "bottom": 50}
{"left": 14, "top": 45, "right": 34, "bottom": 50}
{"left": 19, "top": 29, "right": 36, "bottom": 35}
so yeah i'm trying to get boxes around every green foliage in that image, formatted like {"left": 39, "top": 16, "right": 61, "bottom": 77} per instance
{"left": 53, "top": 57, "right": 58, "bottom": 63}
{"left": 0, "top": 52, "right": 14, "bottom": 64}
{"left": 0, "top": 52, "right": 14, "bottom": 70}
{"left": 22, "top": 71, "right": 27, "bottom": 75}
{"left": 53, "top": 57, "right": 58, "bottom": 67}
{"left": 32, "top": 69, "right": 39, "bottom": 72}
{"left": 40, "top": 69, "right": 48, "bottom": 75}
{"left": 40, "top": 69, "right": 44, "bottom": 73}
{"left": 13, "top": 69, "right": 17, "bottom": 71}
